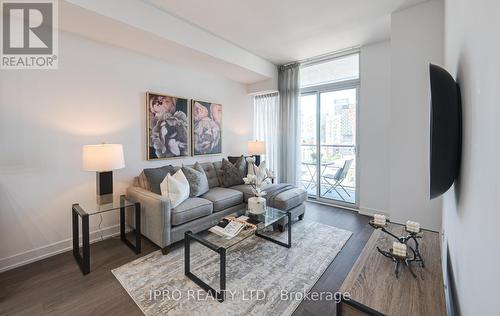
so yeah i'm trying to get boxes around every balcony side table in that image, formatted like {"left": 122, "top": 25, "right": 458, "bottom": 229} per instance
{"left": 72, "top": 195, "right": 141, "bottom": 275}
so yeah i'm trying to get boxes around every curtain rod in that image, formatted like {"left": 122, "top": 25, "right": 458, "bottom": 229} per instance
{"left": 280, "top": 46, "right": 360, "bottom": 68}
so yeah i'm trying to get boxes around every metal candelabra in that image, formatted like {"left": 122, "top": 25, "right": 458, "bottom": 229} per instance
{"left": 369, "top": 220, "right": 425, "bottom": 279}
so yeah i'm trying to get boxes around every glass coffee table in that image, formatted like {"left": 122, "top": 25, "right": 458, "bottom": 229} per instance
{"left": 184, "top": 206, "right": 291, "bottom": 302}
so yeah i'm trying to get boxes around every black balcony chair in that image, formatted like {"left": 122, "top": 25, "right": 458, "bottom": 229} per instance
{"left": 321, "top": 159, "right": 353, "bottom": 200}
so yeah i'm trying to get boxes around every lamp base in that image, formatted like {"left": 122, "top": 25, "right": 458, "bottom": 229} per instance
{"left": 96, "top": 171, "right": 113, "bottom": 205}
{"left": 96, "top": 194, "right": 113, "bottom": 205}
{"left": 254, "top": 155, "right": 261, "bottom": 166}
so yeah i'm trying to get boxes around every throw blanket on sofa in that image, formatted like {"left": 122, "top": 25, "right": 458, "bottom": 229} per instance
{"left": 264, "top": 184, "right": 295, "bottom": 208}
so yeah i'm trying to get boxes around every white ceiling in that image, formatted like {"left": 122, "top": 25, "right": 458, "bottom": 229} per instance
{"left": 60, "top": 0, "right": 275, "bottom": 84}
{"left": 145, "top": 0, "right": 428, "bottom": 65}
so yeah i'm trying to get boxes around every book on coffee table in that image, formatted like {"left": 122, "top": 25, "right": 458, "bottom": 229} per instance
{"left": 209, "top": 219, "right": 246, "bottom": 239}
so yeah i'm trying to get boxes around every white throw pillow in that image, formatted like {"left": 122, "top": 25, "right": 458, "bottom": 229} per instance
{"left": 160, "top": 169, "right": 190, "bottom": 208}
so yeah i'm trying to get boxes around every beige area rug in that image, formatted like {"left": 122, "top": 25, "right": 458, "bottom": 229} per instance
{"left": 112, "top": 220, "right": 352, "bottom": 316}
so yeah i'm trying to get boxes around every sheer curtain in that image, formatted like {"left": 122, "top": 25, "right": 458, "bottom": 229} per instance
{"left": 253, "top": 92, "right": 279, "bottom": 180}
{"left": 278, "top": 63, "right": 300, "bottom": 185}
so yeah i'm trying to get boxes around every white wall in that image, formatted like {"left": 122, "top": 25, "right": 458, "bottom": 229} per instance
{"left": 442, "top": 0, "right": 500, "bottom": 315}
{"left": 0, "top": 31, "right": 253, "bottom": 271}
{"left": 389, "top": 0, "right": 444, "bottom": 231}
{"left": 246, "top": 78, "right": 278, "bottom": 95}
{"left": 359, "top": 40, "right": 391, "bottom": 215}
{"left": 358, "top": 0, "right": 444, "bottom": 228}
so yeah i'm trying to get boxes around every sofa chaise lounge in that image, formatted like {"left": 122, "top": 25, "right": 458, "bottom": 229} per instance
{"left": 126, "top": 160, "right": 307, "bottom": 254}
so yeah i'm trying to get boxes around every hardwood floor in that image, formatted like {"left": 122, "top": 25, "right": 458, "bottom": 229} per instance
{"left": 0, "top": 201, "right": 372, "bottom": 316}
{"left": 292, "top": 202, "right": 373, "bottom": 316}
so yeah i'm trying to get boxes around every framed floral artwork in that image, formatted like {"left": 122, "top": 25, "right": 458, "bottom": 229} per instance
{"left": 191, "top": 100, "right": 222, "bottom": 156}
{"left": 146, "top": 92, "right": 189, "bottom": 160}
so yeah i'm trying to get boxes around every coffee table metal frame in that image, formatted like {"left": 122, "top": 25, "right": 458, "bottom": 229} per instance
{"left": 184, "top": 210, "right": 291, "bottom": 302}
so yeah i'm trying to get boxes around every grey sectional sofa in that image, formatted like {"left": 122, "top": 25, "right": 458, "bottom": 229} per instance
{"left": 126, "top": 160, "right": 307, "bottom": 254}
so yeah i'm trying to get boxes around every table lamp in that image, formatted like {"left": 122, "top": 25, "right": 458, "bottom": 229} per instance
{"left": 82, "top": 143, "right": 125, "bottom": 204}
{"left": 247, "top": 140, "right": 266, "bottom": 166}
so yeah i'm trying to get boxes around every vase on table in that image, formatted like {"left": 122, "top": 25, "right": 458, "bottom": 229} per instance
{"left": 248, "top": 196, "right": 266, "bottom": 215}
{"left": 243, "top": 170, "right": 270, "bottom": 215}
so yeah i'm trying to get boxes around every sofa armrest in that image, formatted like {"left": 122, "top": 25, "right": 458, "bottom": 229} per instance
{"left": 126, "top": 186, "right": 172, "bottom": 247}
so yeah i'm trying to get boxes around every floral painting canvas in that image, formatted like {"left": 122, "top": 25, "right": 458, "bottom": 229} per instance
{"left": 192, "top": 100, "right": 222, "bottom": 156}
{"left": 147, "top": 92, "right": 189, "bottom": 160}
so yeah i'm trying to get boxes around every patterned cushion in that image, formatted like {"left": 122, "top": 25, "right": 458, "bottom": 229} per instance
{"left": 181, "top": 163, "right": 209, "bottom": 197}
{"left": 199, "top": 162, "right": 220, "bottom": 188}
{"left": 143, "top": 165, "right": 178, "bottom": 195}
{"left": 213, "top": 161, "right": 224, "bottom": 185}
{"left": 228, "top": 155, "right": 250, "bottom": 175}
{"left": 221, "top": 157, "right": 246, "bottom": 187}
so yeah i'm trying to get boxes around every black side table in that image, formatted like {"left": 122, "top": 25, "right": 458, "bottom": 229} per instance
{"left": 72, "top": 195, "right": 141, "bottom": 275}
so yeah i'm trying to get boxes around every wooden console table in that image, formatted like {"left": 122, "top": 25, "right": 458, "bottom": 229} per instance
{"left": 338, "top": 223, "right": 446, "bottom": 316}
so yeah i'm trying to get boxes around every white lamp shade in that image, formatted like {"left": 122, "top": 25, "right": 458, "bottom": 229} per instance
{"left": 82, "top": 144, "right": 125, "bottom": 172}
{"left": 248, "top": 140, "right": 266, "bottom": 155}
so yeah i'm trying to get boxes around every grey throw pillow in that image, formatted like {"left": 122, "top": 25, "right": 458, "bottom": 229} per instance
{"left": 228, "top": 155, "right": 250, "bottom": 175}
{"left": 213, "top": 160, "right": 224, "bottom": 186}
{"left": 182, "top": 162, "right": 209, "bottom": 197}
{"left": 143, "top": 165, "right": 177, "bottom": 195}
{"left": 221, "top": 157, "right": 246, "bottom": 187}
{"left": 200, "top": 162, "right": 220, "bottom": 188}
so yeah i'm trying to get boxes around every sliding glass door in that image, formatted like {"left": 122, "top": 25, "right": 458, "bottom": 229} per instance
{"left": 299, "top": 85, "right": 358, "bottom": 206}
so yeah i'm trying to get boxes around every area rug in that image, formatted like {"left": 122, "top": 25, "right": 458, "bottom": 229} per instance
{"left": 112, "top": 220, "right": 352, "bottom": 316}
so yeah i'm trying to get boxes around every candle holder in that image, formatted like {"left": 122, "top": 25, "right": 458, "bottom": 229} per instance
{"left": 369, "top": 220, "right": 425, "bottom": 279}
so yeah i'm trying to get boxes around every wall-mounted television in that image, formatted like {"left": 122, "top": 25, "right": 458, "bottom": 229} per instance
{"left": 429, "top": 64, "right": 462, "bottom": 199}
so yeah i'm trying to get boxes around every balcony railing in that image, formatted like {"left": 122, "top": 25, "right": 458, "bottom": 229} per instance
{"left": 299, "top": 144, "right": 356, "bottom": 202}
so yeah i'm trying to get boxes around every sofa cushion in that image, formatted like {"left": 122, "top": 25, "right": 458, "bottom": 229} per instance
{"left": 221, "top": 157, "right": 246, "bottom": 187}
{"left": 171, "top": 197, "right": 213, "bottom": 226}
{"left": 213, "top": 161, "right": 224, "bottom": 185}
{"left": 272, "top": 188, "right": 308, "bottom": 211}
{"left": 230, "top": 184, "right": 272, "bottom": 201}
{"left": 199, "top": 162, "right": 220, "bottom": 188}
{"left": 182, "top": 162, "right": 209, "bottom": 197}
{"left": 160, "top": 169, "right": 190, "bottom": 208}
{"left": 228, "top": 155, "right": 250, "bottom": 175}
{"left": 201, "top": 187, "right": 243, "bottom": 212}
{"left": 230, "top": 184, "right": 307, "bottom": 211}
{"left": 143, "top": 165, "right": 178, "bottom": 194}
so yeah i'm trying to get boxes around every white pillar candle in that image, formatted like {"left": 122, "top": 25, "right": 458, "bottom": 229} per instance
{"left": 406, "top": 220, "right": 420, "bottom": 233}
{"left": 392, "top": 242, "right": 407, "bottom": 257}
{"left": 374, "top": 214, "right": 386, "bottom": 226}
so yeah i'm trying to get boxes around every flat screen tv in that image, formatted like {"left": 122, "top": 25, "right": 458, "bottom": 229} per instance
{"left": 429, "top": 64, "right": 462, "bottom": 199}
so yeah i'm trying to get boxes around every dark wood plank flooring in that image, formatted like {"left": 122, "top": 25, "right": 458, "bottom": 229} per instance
{"left": 291, "top": 202, "right": 373, "bottom": 316}
{"left": 0, "top": 201, "right": 372, "bottom": 316}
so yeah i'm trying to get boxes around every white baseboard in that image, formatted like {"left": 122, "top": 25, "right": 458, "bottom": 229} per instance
{"left": 0, "top": 224, "right": 128, "bottom": 273}
{"left": 358, "top": 207, "right": 390, "bottom": 217}
{"left": 307, "top": 199, "right": 359, "bottom": 212}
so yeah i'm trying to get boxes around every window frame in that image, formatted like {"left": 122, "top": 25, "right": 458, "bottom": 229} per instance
{"left": 299, "top": 51, "right": 361, "bottom": 209}
{"left": 300, "top": 50, "right": 360, "bottom": 89}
